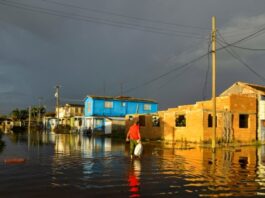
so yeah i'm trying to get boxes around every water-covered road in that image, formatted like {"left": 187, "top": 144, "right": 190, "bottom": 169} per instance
{"left": 0, "top": 132, "right": 265, "bottom": 197}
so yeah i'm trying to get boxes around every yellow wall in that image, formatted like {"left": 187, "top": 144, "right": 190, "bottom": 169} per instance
{"left": 125, "top": 112, "right": 164, "bottom": 140}
{"left": 163, "top": 109, "right": 204, "bottom": 142}
{"left": 125, "top": 94, "right": 257, "bottom": 143}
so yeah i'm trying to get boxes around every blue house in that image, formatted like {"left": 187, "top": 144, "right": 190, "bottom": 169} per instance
{"left": 83, "top": 95, "right": 158, "bottom": 134}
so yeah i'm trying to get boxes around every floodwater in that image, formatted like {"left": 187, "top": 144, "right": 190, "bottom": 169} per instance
{"left": 1, "top": 132, "right": 265, "bottom": 197}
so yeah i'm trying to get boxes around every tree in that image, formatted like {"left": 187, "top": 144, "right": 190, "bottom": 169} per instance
{"left": 10, "top": 106, "right": 46, "bottom": 121}
{"left": 11, "top": 108, "right": 21, "bottom": 121}
{"left": 10, "top": 108, "right": 28, "bottom": 121}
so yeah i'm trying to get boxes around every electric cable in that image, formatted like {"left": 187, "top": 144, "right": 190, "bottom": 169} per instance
{"left": 218, "top": 42, "right": 265, "bottom": 51}
{"left": 122, "top": 25, "right": 265, "bottom": 94}
{"left": 41, "top": 0, "right": 210, "bottom": 31}
{"left": 202, "top": 35, "right": 212, "bottom": 100}
{"left": 217, "top": 31, "right": 265, "bottom": 82}
{"left": 123, "top": 52, "right": 209, "bottom": 94}
{"left": 0, "top": 0, "right": 205, "bottom": 39}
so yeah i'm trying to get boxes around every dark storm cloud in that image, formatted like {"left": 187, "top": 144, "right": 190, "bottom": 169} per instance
{"left": 1, "top": 0, "right": 265, "bottom": 114}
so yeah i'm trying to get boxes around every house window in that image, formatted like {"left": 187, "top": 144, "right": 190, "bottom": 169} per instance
{"left": 105, "top": 101, "right": 113, "bottom": 108}
{"left": 144, "top": 104, "right": 151, "bottom": 111}
{"left": 175, "top": 115, "right": 186, "bottom": 127}
{"left": 139, "top": 115, "right": 145, "bottom": 127}
{"left": 239, "top": 114, "right": 249, "bottom": 128}
{"left": 87, "top": 102, "right": 91, "bottom": 113}
{"left": 152, "top": 115, "right": 160, "bottom": 127}
{"left": 208, "top": 114, "right": 217, "bottom": 128}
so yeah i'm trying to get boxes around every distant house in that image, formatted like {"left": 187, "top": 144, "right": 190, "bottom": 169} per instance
{"left": 83, "top": 95, "right": 158, "bottom": 134}
{"left": 55, "top": 103, "right": 84, "bottom": 131}
{"left": 56, "top": 103, "right": 84, "bottom": 119}
{"left": 0, "top": 118, "right": 13, "bottom": 133}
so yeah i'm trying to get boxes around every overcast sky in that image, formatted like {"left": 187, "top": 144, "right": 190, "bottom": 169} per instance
{"left": 0, "top": 0, "right": 265, "bottom": 114}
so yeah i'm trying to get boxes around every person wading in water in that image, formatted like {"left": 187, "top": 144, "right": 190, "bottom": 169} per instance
{"left": 126, "top": 121, "right": 141, "bottom": 159}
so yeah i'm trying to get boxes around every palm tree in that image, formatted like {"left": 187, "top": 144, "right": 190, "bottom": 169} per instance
{"left": 11, "top": 108, "right": 21, "bottom": 121}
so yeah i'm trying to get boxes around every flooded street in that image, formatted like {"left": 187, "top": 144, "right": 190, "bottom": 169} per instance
{"left": 1, "top": 132, "right": 265, "bottom": 197}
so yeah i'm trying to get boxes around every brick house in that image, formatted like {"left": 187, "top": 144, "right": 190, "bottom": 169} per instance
{"left": 220, "top": 81, "right": 265, "bottom": 142}
{"left": 126, "top": 94, "right": 256, "bottom": 143}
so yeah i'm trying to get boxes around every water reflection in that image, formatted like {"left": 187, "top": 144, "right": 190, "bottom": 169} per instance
{"left": 3, "top": 132, "right": 265, "bottom": 197}
{"left": 0, "top": 139, "right": 5, "bottom": 154}
{"left": 162, "top": 144, "right": 262, "bottom": 197}
{"left": 52, "top": 134, "right": 115, "bottom": 156}
{"left": 128, "top": 159, "right": 141, "bottom": 197}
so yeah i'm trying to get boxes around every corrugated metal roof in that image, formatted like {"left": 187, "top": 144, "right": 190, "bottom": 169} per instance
{"left": 86, "top": 95, "right": 157, "bottom": 103}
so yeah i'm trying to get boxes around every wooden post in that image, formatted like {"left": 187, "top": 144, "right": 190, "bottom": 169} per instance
{"left": 28, "top": 106, "right": 31, "bottom": 132}
{"left": 212, "top": 16, "right": 216, "bottom": 150}
{"left": 55, "top": 86, "right": 60, "bottom": 120}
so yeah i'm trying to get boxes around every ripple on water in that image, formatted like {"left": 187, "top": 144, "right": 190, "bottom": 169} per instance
{"left": 2, "top": 133, "right": 265, "bottom": 197}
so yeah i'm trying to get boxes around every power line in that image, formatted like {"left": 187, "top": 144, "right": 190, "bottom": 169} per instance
{"left": 41, "top": 0, "right": 210, "bottom": 31}
{"left": 217, "top": 42, "right": 265, "bottom": 51}
{"left": 220, "top": 26, "right": 265, "bottom": 48}
{"left": 103, "top": 38, "right": 208, "bottom": 96}
{"left": 124, "top": 52, "right": 209, "bottom": 94}
{"left": 202, "top": 35, "right": 212, "bottom": 100}
{"left": 123, "top": 25, "right": 265, "bottom": 94}
{"left": 3, "top": 1, "right": 265, "bottom": 94}
{"left": 0, "top": 0, "right": 206, "bottom": 39}
{"left": 216, "top": 28, "right": 265, "bottom": 51}
{"left": 217, "top": 31, "right": 265, "bottom": 82}
{"left": 153, "top": 62, "right": 194, "bottom": 91}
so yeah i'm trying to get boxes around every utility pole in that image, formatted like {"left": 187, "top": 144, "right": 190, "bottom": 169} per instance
{"left": 28, "top": 106, "right": 31, "bottom": 132}
{"left": 38, "top": 97, "right": 43, "bottom": 125}
{"left": 212, "top": 16, "right": 216, "bottom": 150}
{"left": 55, "top": 85, "right": 60, "bottom": 120}
{"left": 28, "top": 106, "right": 31, "bottom": 149}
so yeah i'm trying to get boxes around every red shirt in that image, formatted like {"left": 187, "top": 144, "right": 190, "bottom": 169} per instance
{"left": 128, "top": 124, "right": 140, "bottom": 140}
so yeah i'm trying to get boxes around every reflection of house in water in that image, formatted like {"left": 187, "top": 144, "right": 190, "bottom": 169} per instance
{"left": 54, "top": 134, "right": 82, "bottom": 154}
{"left": 126, "top": 82, "right": 265, "bottom": 144}
{"left": 257, "top": 145, "right": 265, "bottom": 195}
{"left": 83, "top": 95, "right": 158, "bottom": 135}
{"left": 53, "top": 134, "right": 124, "bottom": 156}
{"left": 27, "top": 131, "right": 56, "bottom": 147}
{"left": 161, "top": 145, "right": 259, "bottom": 196}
